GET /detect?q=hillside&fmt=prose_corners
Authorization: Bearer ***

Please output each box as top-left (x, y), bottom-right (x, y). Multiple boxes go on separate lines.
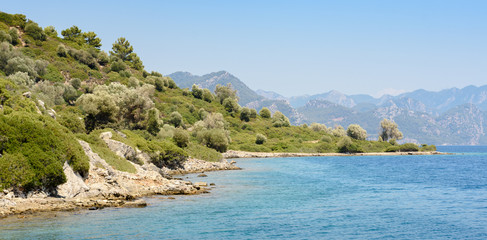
top-left (0, 11), bottom-right (423, 194)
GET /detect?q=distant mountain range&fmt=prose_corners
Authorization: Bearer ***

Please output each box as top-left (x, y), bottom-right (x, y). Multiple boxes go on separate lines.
top-left (169, 70), bottom-right (487, 145)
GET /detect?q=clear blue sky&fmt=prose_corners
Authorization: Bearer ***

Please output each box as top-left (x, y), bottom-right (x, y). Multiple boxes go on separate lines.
top-left (3, 0), bottom-right (487, 97)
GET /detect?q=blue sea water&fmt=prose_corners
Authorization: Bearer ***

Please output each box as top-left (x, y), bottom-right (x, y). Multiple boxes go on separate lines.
top-left (2, 146), bottom-right (487, 239)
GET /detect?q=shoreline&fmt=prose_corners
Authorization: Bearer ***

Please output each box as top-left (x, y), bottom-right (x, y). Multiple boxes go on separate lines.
top-left (223, 150), bottom-right (452, 159)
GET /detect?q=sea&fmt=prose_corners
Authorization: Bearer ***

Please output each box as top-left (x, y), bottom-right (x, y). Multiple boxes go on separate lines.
top-left (1, 146), bottom-right (487, 239)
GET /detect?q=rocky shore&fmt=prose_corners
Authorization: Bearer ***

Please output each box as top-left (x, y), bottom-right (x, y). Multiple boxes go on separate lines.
top-left (0, 132), bottom-right (240, 219)
top-left (223, 150), bottom-right (451, 159)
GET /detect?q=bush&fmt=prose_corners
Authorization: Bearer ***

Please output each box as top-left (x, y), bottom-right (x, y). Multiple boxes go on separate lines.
top-left (0, 30), bottom-right (12, 44)
top-left (347, 124), bottom-right (367, 140)
top-left (186, 143), bottom-right (222, 162)
top-left (168, 111), bottom-right (183, 127)
top-left (250, 108), bottom-right (257, 118)
top-left (25, 22), bottom-right (46, 41)
top-left (44, 26), bottom-right (57, 37)
top-left (337, 136), bottom-right (364, 153)
top-left (110, 60), bottom-right (127, 72)
top-left (321, 135), bottom-right (332, 143)
top-left (202, 88), bottom-right (213, 102)
top-left (420, 144), bottom-right (437, 152)
top-left (8, 28), bottom-right (19, 46)
top-left (0, 111), bottom-right (89, 192)
top-left (272, 111), bottom-right (290, 127)
top-left (57, 44), bottom-right (67, 57)
top-left (240, 107), bottom-right (251, 122)
top-left (192, 84), bottom-right (203, 99)
top-left (70, 78), bottom-right (81, 89)
top-left (150, 141), bottom-right (188, 169)
top-left (215, 83), bottom-right (238, 104)
top-left (173, 128), bottom-right (189, 148)
top-left (316, 142), bottom-right (335, 153)
top-left (310, 123), bottom-right (328, 132)
top-left (63, 85), bottom-right (80, 104)
top-left (332, 126), bottom-right (346, 137)
top-left (223, 97), bottom-right (240, 113)
top-left (198, 128), bottom-right (230, 152)
top-left (57, 110), bottom-right (86, 133)
top-left (97, 51), bottom-right (109, 66)
top-left (7, 71), bottom-right (33, 87)
top-left (255, 133), bottom-right (267, 145)
top-left (385, 143), bottom-right (419, 152)
top-left (146, 108), bottom-right (161, 135)
top-left (259, 107), bottom-right (271, 118)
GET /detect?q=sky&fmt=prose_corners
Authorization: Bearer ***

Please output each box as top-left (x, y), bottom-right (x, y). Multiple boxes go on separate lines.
top-left (3, 0), bottom-right (487, 97)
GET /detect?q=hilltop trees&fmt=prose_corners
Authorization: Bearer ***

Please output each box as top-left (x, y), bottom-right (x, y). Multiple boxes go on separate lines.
top-left (61, 26), bottom-right (102, 48)
top-left (379, 119), bottom-right (403, 142)
top-left (110, 37), bottom-right (143, 70)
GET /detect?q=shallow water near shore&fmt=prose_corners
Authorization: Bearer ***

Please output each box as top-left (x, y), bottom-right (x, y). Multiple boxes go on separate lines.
top-left (2, 146), bottom-right (487, 239)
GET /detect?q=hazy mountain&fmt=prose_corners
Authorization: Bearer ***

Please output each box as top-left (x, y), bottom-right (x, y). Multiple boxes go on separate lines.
top-left (169, 70), bottom-right (487, 145)
top-left (168, 71), bottom-right (264, 106)
top-left (255, 89), bottom-right (286, 100)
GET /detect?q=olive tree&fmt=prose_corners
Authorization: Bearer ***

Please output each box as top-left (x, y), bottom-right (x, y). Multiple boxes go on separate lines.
top-left (347, 124), bottom-right (367, 140)
top-left (379, 119), bottom-right (403, 141)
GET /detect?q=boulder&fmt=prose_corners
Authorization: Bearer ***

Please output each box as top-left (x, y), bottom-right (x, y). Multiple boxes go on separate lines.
top-left (100, 132), bottom-right (137, 162)
top-left (57, 162), bottom-right (89, 198)
top-left (194, 182), bottom-right (208, 187)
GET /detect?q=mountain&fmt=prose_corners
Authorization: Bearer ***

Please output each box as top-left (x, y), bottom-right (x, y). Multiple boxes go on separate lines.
top-left (255, 89), bottom-right (286, 100)
top-left (168, 71), bottom-right (264, 106)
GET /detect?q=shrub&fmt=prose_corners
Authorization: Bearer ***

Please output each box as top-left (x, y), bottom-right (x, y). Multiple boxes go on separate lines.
top-left (240, 107), bottom-right (251, 122)
top-left (8, 28), bottom-right (19, 45)
top-left (347, 124), bottom-right (367, 140)
top-left (61, 25), bottom-right (82, 42)
top-left (57, 110), bottom-right (86, 133)
top-left (62, 85), bottom-right (80, 104)
top-left (186, 143), bottom-right (222, 162)
top-left (44, 26), bottom-right (57, 37)
top-left (332, 126), bottom-right (346, 137)
top-left (173, 128), bottom-right (189, 148)
top-left (310, 123), bottom-right (328, 132)
top-left (97, 51), bottom-right (109, 66)
top-left (0, 30), bottom-right (12, 44)
top-left (0, 111), bottom-right (89, 192)
top-left (259, 107), bottom-right (271, 118)
top-left (192, 84), bottom-right (203, 99)
top-left (250, 108), bottom-right (257, 118)
top-left (25, 22), bottom-right (46, 41)
top-left (68, 48), bottom-right (97, 69)
top-left (154, 77), bottom-right (165, 92)
top-left (110, 60), bottom-right (127, 72)
top-left (272, 111), bottom-right (290, 127)
top-left (400, 143), bottom-right (419, 152)
top-left (150, 141), bottom-right (188, 169)
top-left (321, 135), bottom-right (332, 143)
top-left (316, 142), bottom-right (334, 153)
top-left (168, 111), bottom-right (183, 127)
top-left (199, 128), bottom-right (230, 152)
top-left (146, 108), bottom-right (161, 135)
top-left (202, 88), bottom-right (213, 102)
top-left (223, 97), bottom-right (240, 113)
top-left (70, 78), bottom-right (81, 89)
top-left (215, 83), bottom-right (238, 104)
top-left (7, 71), bottom-right (33, 87)
top-left (57, 44), bottom-right (67, 57)
top-left (255, 133), bottom-right (267, 144)
top-left (420, 144), bottom-right (437, 152)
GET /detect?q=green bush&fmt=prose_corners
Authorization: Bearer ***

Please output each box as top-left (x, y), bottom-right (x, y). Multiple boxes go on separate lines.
top-left (198, 128), bottom-right (230, 152)
top-left (25, 22), bottom-right (46, 41)
top-left (347, 124), bottom-right (367, 140)
top-left (186, 143), bottom-right (222, 162)
top-left (420, 144), bottom-right (437, 152)
top-left (223, 97), bottom-right (240, 113)
top-left (240, 107), bottom-right (251, 122)
top-left (150, 141), bottom-right (188, 169)
top-left (168, 111), bottom-right (183, 127)
top-left (202, 88), bottom-right (213, 102)
top-left (255, 133), bottom-right (267, 144)
top-left (173, 128), bottom-right (189, 148)
top-left (259, 107), bottom-right (271, 118)
top-left (57, 44), bottom-right (67, 57)
top-left (272, 111), bottom-right (290, 127)
top-left (192, 84), bottom-right (203, 99)
top-left (0, 111), bottom-right (89, 192)
top-left (57, 110), bottom-right (86, 133)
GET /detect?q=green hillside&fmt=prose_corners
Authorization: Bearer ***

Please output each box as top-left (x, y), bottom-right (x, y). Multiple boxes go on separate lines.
top-left (0, 12), bottom-right (434, 193)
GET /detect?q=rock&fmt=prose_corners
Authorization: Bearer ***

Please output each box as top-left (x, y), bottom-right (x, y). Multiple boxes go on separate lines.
top-left (123, 199), bottom-right (147, 208)
top-left (47, 109), bottom-right (56, 119)
top-left (210, 183), bottom-right (215, 186)
top-left (22, 92), bottom-right (31, 98)
top-left (57, 162), bottom-right (90, 198)
top-left (167, 197), bottom-right (176, 200)
top-left (99, 131), bottom-right (112, 140)
top-left (230, 160), bottom-right (236, 164)
top-left (37, 100), bottom-right (45, 110)
top-left (100, 132), bottom-right (137, 162)
top-left (197, 174), bottom-right (208, 177)
top-left (194, 182), bottom-right (207, 187)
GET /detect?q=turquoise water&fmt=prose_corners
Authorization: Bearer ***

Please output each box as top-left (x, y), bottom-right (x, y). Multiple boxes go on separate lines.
top-left (2, 146), bottom-right (487, 239)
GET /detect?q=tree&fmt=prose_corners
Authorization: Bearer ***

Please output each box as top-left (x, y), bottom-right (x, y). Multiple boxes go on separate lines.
top-left (259, 107), bottom-right (271, 118)
top-left (25, 22), bottom-right (46, 41)
top-left (61, 25), bottom-right (82, 42)
top-left (191, 84), bottom-right (203, 99)
top-left (215, 83), bottom-right (238, 104)
top-left (110, 37), bottom-right (133, 61)
top-left (240, 107), bottom-right (251, 122)
top-left (255, 133), bottom-right (267, 144)
top-left (347, 124), bottom-right (367, 140)
top-left (168, 111), bottom-right (183, 127)
top-left (332, 126), bottom-right (346, 137)
top-left (379, 119), bottom-right (403, 141)
top-left (173, 128), bottom-right (189, 148)
top-left (272, 111), bottom-right (290, 127)
top-left (83, 31), bottom-right (102, 48)
top-left (146, 108), bottom-right (161, 135)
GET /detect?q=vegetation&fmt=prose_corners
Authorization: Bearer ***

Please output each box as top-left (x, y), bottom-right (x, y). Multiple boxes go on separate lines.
top-left (0, 11), bottom-right (436, 193)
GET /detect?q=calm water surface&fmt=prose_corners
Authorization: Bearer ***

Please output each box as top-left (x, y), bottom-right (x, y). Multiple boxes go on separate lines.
top-left (1, 146), bottom-right (487, 239)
